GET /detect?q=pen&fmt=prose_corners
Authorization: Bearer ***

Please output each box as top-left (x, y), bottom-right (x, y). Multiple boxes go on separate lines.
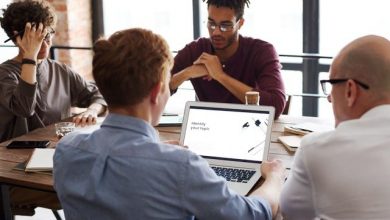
top-left (4, 30), bottom-right (24, 43)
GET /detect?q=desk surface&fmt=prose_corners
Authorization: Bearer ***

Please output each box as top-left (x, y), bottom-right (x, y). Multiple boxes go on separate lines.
top-left (0, 115), bottom-right (332, 193)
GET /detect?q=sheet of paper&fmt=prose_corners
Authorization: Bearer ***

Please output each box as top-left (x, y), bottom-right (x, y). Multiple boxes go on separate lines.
top-left (290, 122), bottom-right (333, 133)
top-left (278, 135), bottom-right (302, 148)
top-left (25, 148), bottom-right (55, 171)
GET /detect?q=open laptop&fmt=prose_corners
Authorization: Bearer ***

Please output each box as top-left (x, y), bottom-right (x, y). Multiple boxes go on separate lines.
top-left (179, 101), bottom-right (275, 195)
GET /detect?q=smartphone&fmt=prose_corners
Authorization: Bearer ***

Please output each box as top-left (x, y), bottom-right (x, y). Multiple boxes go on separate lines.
top-left (6, 140), bottom-right (50, 149)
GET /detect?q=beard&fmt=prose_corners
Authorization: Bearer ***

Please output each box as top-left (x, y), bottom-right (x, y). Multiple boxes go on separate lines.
top-left (211, 30), bottom-right (239, 51)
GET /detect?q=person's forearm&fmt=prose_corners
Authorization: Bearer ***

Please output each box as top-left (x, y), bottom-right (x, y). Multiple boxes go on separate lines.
top-left (249, 175), bottom-right (284, 217)
top-left (216, 73), bottom-right (253, 103)
top-left (20, 55), bottom-right (37, 85)
top-left (169, 68), bottom-right (191, 91)
top-left (87, 103), bottom-right (106, 116)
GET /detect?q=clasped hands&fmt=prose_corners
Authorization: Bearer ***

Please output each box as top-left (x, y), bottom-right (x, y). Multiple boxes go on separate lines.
top-left (190, 52), bottom-right (225, 81)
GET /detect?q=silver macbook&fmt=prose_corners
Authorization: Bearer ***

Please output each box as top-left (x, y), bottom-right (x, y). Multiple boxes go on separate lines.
top-left (179, 101), bottom-right (275, 195)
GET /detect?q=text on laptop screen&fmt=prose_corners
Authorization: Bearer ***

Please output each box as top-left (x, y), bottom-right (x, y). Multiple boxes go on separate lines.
top-left (183, 106), bottom-right (270, 162)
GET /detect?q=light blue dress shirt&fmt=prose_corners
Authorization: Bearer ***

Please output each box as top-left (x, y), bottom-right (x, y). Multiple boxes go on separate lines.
top-left (54, 113), bottom-right (272, 220)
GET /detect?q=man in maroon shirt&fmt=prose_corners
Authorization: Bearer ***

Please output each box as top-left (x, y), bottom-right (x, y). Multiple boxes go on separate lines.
top-left (170, 0), bottom-right (286, 118)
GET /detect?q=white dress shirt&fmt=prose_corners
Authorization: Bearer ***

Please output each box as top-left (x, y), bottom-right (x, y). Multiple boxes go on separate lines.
top-left (280, 105), bottom-right (390, 220)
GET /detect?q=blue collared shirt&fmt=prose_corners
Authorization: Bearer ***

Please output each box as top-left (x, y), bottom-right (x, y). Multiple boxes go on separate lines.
top-left (54, 113), bottom-right (272, 220)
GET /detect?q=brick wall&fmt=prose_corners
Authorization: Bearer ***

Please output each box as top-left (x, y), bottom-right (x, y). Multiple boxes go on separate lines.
top-left (48, 0), bottom-right (94, 80)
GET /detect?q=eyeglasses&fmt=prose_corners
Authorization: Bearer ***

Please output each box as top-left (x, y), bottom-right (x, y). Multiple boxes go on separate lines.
top-left (207, 21), bottom-right (239, 32)
top-left (320, 78), bottom-right (370, 95)
top-left (43, 28), bottom-right (56, 43)
top-left (3, 27), bottom-right (55, 43)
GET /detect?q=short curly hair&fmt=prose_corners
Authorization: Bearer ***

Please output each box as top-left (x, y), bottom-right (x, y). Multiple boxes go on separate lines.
top-left (0, 0), bottom-right (57, 39)
top-left (93, 28), bottom-right (173, 107)
top-left (203, 0), bottom-right (250, 20)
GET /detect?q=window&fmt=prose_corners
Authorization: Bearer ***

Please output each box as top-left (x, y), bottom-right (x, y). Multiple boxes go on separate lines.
top-left (0, 0), bottom-right (11, 41)
top-left (103, 1), bottom-right (196, 114)
top-left (0, 0), bottom-right (18, 63)
top-left (199, 0), bottom-right (302, 54)
top-left (103, 0), bottom-right (194, 52)
top-left (320, 0), bottom-right (390, 55)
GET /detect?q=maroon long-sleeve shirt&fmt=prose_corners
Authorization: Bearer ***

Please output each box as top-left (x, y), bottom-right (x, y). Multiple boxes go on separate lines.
top-left (172, 35), bottom-right (286, 118)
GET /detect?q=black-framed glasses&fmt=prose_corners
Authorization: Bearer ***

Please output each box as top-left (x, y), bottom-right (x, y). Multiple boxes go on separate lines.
top-left (3, 27), bottom-right (56, 43)
top-left (43, 28), bottom-right (56, 43)
top-left (207, 20), bottom-right (239, 32)
top-left (320, 79), bottom-right (370, 95)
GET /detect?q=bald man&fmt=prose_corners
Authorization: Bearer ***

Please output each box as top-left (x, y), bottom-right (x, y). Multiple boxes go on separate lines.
top-left (280, 35), bottom-right (390, 219)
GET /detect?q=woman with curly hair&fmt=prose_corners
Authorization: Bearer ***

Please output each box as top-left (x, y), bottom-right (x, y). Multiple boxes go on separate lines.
top-left (0, 0), bottom-right (107, 142)
top-left (0, 0), bottom-right (107, 216)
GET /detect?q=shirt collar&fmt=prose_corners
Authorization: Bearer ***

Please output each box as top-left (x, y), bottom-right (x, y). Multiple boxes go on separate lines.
top-left (360, 104), bottom-right (390, 119)
top-left (101, 113), bottom-right (159, 141)
top-left (337, 104), bottom-right (390, 128)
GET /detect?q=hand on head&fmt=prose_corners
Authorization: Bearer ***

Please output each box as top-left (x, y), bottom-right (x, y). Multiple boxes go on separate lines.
top-left (15, 22), bottom-right (48, 60)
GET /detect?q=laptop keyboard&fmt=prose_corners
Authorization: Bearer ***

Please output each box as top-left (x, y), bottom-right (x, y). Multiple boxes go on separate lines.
top-left (211, 166), bottom-right (255, 183)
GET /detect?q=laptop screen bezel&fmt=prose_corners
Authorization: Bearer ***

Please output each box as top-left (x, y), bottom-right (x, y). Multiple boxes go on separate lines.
top-left (179, 101), bottom-right (275, 163)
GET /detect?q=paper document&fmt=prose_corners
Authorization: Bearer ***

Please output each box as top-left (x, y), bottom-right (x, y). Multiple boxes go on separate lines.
top-left (278, 135), bottom-right (302, 152)
top-left (157, 115), bottom-right (183, 127)
top-left (25, 148), bottom-right (55, 172)
top-left (285, 122), bottom-right (333, 135)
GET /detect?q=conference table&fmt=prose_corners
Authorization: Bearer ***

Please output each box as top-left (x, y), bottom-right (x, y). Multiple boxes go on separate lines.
top-left (0, 115), bottom-right (333, 219)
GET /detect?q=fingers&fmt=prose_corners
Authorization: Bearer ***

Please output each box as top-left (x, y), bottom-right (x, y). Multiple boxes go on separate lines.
top-left (23, 22), bottom-right (46, 41)
top-left (81, 114), bottom-right (96, 126)
top-left (261, 159), bottom-right (285, 178)
top-left (193, 52), bottom-right (212, 65)
top-left (25, 22), bottom-right (32, 34)
top-left (163, 140), bottom-right (180, 145)
top-left (37, 23), bottom-right (45, 36)
top-left (265, 159), bottom-right (284, 168)
top-left (31, 23), bottom-right (36, 32)
top-left (193, 56), bottom-right (202, 65)
top-left (73, 114), bottom-right (97, 127)
top-left (202, 76), bottom-right (213, 81)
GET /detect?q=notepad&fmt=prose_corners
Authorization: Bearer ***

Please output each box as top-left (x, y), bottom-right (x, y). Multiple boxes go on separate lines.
top-left (278, 135), bottom-right (302, 152)
top-left (284, 122), bottom-right (333, 135)
top-left (25, 148), bottom-right (55, 172)
top-left (156, 115), bottom-right (183, 127)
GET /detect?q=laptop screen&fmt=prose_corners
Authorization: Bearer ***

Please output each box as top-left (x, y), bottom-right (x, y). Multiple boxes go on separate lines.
top-left (180, 102), bottom-right (275, 163)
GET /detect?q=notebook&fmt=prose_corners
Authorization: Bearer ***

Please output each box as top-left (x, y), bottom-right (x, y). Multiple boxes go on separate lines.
top-left (180, 101), bottom-right (275, 195)
top-left (278, 135), bottom-right (302, 152)
top-left (157, 114), bottom-right (183, 127)
top-left (25, 148), bottom-right (55, 172)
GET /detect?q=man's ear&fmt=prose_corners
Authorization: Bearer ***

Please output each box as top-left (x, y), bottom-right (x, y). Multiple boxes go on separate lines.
top-left (238, 18), bottom-right (245, 29)
top-left (150, 82), bottom-right (162, 104)
top-left (345, 79), bottom-right (358, 107)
